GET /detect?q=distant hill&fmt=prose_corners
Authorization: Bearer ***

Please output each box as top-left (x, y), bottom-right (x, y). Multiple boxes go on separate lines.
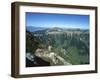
top-left (33, 27), bottom-right (89, 35)
top-left (26, 26), bottom-right (46, 32)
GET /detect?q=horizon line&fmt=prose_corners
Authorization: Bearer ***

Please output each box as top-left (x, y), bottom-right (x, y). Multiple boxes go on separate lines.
top-left (26, 26), bottom-right (89, 30)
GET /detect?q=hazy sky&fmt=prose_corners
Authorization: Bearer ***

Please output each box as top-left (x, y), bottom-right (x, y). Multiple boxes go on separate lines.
top-left (26, 12), bottom-right (89, 29)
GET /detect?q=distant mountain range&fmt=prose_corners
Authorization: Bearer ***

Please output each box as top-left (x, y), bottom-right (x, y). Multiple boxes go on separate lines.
top-left (26, 26), bottom-right (89, 33)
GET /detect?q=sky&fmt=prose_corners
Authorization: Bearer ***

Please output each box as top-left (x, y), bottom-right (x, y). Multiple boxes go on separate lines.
top-left (26, 12), bottom-right (89, 29)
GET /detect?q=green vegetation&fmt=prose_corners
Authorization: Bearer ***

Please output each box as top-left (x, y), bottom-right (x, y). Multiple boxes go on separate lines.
top-left (26, 30), bottom-right (40, 54)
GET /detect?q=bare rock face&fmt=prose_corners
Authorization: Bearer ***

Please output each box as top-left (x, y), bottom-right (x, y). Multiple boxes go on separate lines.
top-left (35, 49), bottom-right (72, 66)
